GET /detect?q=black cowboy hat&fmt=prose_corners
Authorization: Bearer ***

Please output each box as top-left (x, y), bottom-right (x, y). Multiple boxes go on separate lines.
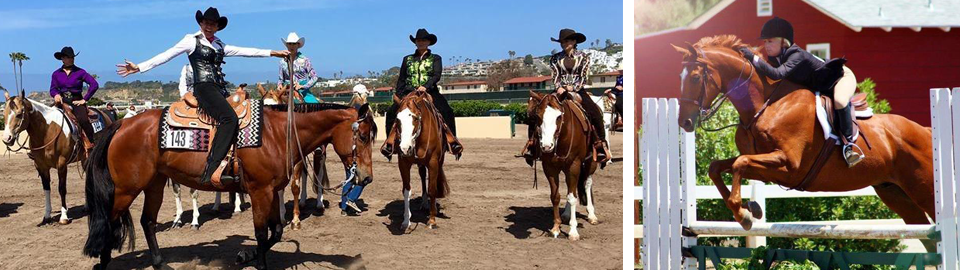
top-left (53, 47), bottom-right (79, 60)
top-left (551, 28), bottom-right (586, 43)
top-left (409, 29), bottom-right (437, 45)
top-left (195, 7), bottom-right (228, 31)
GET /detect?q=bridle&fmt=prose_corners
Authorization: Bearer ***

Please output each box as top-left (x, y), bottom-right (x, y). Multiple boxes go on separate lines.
top-left (3, 98), bottom-right (66, 153)
top-left (532, 93), bottom-right (565, 155)
top-left (395, 96), bottom-right (434, 159)
top-left (679, 46), bottom-right (753, 131)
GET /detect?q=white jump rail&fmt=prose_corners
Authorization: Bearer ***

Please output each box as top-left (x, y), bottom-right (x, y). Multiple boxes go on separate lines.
top-left (637, 91), bottom-right (960, 270)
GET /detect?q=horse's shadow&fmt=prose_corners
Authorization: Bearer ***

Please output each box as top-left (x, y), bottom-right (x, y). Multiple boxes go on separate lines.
top-left (0, 202), bottom-right (23, 218)
top-left (504, 206), bottom-right (588, 239)
top-left (281, 198), bottom-right (329, 221)
top-left (109, 234), bottom-right (365, 269)
top-left (375, 197), bottom-right (448, 235)
top-left (65, 205), bottom-right (88, 220)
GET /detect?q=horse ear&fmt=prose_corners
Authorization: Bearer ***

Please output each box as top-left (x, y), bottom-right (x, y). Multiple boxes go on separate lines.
top-left (529, 90), bottom-right (544, 100)
top-left (671, 43), bottom-right (692, 59)
top-left (357, 103), bottom-right (370, 118)
top-left (19, 89), bottom-right (25, 99)
top-left (256, 83), bottom-right (266, 97)
top-left (684, 42), bottom-right (698, 59)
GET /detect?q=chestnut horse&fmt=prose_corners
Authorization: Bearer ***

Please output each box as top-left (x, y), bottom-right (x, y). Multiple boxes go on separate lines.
top-left (81, 102), bottom-right (376, 269)
top-left (1, 89), bottom-right (112, 225)
top-left (672, 35), bottom-right (935, 246)
top-left (390, 91), bottom-right (453, 231)
top-left (527, 91), bottom-right (599, 241)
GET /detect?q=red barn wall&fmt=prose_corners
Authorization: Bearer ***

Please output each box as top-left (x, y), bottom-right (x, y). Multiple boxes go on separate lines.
top-left (636, 0), bottom-right (960, 127)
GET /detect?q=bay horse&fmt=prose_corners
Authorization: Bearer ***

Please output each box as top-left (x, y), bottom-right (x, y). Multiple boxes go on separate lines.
top-left (672, 35), bottom-right (935, 246)
top-left (81, 102), bottom-right (376, 269)
top-left (390, 91), bottom-right (453, 232)
top-left (527, 91), bottom-right (599, 241)
top-left (1, 89), bottom-right (113, 225)
top-left (258, 82), bottom-right (334, 230)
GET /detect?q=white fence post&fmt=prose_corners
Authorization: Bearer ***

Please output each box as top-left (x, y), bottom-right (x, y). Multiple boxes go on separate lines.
top-left (746, 180), bottom-right (767, 248)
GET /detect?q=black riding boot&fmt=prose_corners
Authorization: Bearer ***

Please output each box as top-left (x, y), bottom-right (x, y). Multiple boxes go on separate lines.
top-left (834, 105), bottom-right (863, 167)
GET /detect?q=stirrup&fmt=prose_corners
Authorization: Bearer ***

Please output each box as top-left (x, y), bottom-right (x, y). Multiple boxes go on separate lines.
top-left (380, 141), bottom-right (395, 160)
top-left (842, 143), bottom-right (865, 168)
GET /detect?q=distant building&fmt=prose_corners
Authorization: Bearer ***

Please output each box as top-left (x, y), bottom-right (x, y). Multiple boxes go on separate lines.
top-left (440, 81), bottom-right (488, 94)
top-left (503, 76), bottom-right (552, 91)
top-left (373, 87), bottom-right (393, 97)
top-left (590, 70), bottom-right (622, 88)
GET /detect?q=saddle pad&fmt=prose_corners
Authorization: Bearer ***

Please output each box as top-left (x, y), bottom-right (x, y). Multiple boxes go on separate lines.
top-left (814, 91), bottom-right (871, 144)
top-left (62, 109), bottom-right (105, 138)
top-left (158, 101), bottom-right (264, 151)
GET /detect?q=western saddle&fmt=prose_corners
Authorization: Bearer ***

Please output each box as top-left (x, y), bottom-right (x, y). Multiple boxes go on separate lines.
top-left (167, 90), bottom-right (255, 130)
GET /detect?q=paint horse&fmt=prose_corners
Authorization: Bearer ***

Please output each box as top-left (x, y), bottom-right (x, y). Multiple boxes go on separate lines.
top-left (387, 91), bottom-right (460, 232)
top-left (527, 90), bottom-right (600, 240)
top-left (2, 89), bottom-right (112, 225)
top-left (673, 36), bottom-right (935, 251)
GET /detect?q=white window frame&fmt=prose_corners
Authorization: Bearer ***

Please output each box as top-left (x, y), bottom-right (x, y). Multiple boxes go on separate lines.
top-left (807, 43), bottom-right (831, 60)
top-left (757, 0), bottom-right (773, 17)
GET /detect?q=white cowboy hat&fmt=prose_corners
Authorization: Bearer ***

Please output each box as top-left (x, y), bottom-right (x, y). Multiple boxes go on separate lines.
top-left (352, 84), bottom-right (369, 95)
top-left (281, 32), bottom-right (304, 48)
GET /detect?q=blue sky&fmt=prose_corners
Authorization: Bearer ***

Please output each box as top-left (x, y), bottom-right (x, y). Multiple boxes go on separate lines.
top-left (0, 0), bottom-right (622, 94)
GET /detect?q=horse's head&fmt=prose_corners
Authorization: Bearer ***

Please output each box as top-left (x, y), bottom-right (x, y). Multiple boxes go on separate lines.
top-left (258, 83), bottom-right (303, 105)
top-left (528, 91), bottom-right (564, 153)
top-left (350, 103), bottom-right (376, 185)
top-left (1, 89), bottom-right (32, 146)
top-left (394, 91), bottom-right (433, 157)
top-left (672, 35), bottom-right (756, 132)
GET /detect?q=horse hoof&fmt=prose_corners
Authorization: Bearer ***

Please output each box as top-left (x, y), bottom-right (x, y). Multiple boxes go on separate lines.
top-left (37, 217), bottom-right (51, 227)
top-left (551, 229), bottom-right (561, 238)
top-left (292, 223), bottom-right (301, 231)
top-left (569, 234), bottom-right (581, 241)
top-left (747, 201), bottom-right (764, 220)
top-left (739, 216), bottom-right (754, 231)
top-left (191, 224), bottom-right (200, 230)
top-left (428, 223), bottom-right (437, 229)
top-left (59, 219), bottom-right (71, 225)
top-left (588, 218), bottom-right (600, 225)
top-left (236, 250), bottom-right (256, 264)
top-left (172, 221), bottom-right (183, 228)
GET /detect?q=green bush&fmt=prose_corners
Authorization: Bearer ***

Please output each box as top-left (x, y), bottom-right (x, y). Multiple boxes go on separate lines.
top-left (450, 100), bottom-right (503, 117)
top-left (503, 103), bottom-right (528, 124)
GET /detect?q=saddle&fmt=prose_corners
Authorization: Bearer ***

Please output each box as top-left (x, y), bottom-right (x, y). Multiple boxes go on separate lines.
top-left (167, 91), bottom-right (255, 130)
top-left (560, 93), bottom-right (595, 135)
top-left (797, 92), bottom-right (873, 191)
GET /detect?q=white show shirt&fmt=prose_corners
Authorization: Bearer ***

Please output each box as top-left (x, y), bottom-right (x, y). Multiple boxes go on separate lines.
top-left (178, 64), bottom-right (193, 97)
top-left (137, 30), bottom-right (272, 74)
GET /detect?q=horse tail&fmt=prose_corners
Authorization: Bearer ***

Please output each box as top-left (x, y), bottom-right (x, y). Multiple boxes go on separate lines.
top-left (435, 168), bottom-right (450, 199)
top-left (82, 121), bottom-right (134, 258)
top-left (577, 163), bottom-right (589, 206)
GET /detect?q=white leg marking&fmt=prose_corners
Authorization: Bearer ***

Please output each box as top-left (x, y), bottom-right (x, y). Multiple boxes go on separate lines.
top-left (585, 176), bottom-right (598, 224)
top-left (402, 189), bottom-right (412, 230)
top-left (567, 193), bottom-right (579, 240)
top-left (191, 189), bottom-right (200, 226)
top-left (43, 190), bottom-right (52, 219)
top-left (234, 193), bottom-right (243, 213)
top-left (60, 206), bottom-right (69, 221)
top-left (173, 184), bottom-right (184, 224)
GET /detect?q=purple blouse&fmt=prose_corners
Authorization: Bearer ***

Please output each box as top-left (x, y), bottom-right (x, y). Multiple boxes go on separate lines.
top-left (50, 66), bottom-right (99, 100)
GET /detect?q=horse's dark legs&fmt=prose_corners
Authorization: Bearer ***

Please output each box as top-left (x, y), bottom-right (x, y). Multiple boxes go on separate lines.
top-left (245, 186), bottom-right (276, 270)
top-left (36, 166), bottom-right (53, 225)
top-left (426, 160), bottom-right (439, 229)
top-left (543, 163), bottom-right (562, 238)
top-left (56, 166), bottom-right (70, 224)
top-left (418, 165), bottom-right (430, 210)
top-left (140, 177), bottom-right (166, 267)
top-left (873, 183), bottom-right (937, 252)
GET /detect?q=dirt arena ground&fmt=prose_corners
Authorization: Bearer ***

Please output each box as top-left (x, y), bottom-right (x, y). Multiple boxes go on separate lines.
top-left (0, 125), bottom-right (623, 269)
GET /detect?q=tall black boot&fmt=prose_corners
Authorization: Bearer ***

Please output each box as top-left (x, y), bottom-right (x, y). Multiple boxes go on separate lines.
top-left (834, 105), bottom-right (863, 167)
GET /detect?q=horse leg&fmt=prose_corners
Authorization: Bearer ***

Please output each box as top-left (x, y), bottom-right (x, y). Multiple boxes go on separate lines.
top-left (564, 164), bottom-right (581, 241)
top-left (290, 162), bottom-right (303, 230)
top-left (419, 165), bottom-right (430, 211)
top-left (427, 160), bottom-right (440, 229)
top-left (873, 183), bottom-right (937, 252)
top-left (400, 159), bottom-right (414, 233)
top-left (719, 152), bottom-right (791, 230)
top-left (299, 160), bottom-right (309, 207)
top-left (56, 166), bottom-right (71, 225)
top-left (582, 165), bottom-right (599, 225)
top-left (37, 166), bottom-right (53, 225)
top-left (170, 180), bottom-right (184, 228)
top-left (190, 188), bottom-right (200, 229)
top-left (140, 177), bottom-right (167, 268)
top-left (277, 190), bottom-right (287, 225)
top-left (544, 164), bottom-right (563, 238)
top-left (314, 148), bottom-right (326, 209)
top-left (242, 187), bottom-right (276, 270)
top-left (213, 191), bottom-right (222, 211)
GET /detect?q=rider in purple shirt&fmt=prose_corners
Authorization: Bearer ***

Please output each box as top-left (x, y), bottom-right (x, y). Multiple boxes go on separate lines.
top-left (49, 46), bottom-right (99, 149)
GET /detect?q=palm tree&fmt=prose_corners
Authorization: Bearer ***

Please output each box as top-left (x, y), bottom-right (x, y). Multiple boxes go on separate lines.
top-left (9, 52), bottom-right (29, 94)
top-left (508, 51), bottom-right (516, 59)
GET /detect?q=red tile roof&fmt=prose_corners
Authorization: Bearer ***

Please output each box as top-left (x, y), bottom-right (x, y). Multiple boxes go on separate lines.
top-left (374, 87), bottom-right (393, 92)
top-left (596, 70), bottom-right (623, 76)
top-left (504, 76), bottom-right (551, 84)
top-left (443, 80), bottom-right (487, 86)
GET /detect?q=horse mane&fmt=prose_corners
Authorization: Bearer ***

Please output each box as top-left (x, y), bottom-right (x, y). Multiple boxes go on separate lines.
top-left (264, 103), bottom-right (350, 113)
top-left (694, 35), bottom-right (750, 52)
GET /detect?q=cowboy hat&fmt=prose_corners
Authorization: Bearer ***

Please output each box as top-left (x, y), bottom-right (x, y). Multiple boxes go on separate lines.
top-left (409, 28), bottom-right (437, 45)
top-left (281, 32), bottom-right (305, 48)
top-left (54, 47), bottom-right (79, 60)
top-left (195, 7), bottom-right (228, 31)
top-left (550, 28), bottom-right (586, 43)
